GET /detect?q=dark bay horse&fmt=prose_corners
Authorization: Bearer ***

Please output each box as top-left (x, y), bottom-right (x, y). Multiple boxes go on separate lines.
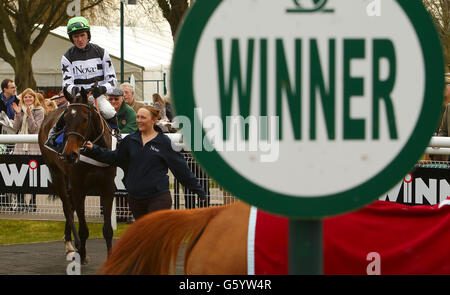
top-left (38, 88), bottom-right (116, 264)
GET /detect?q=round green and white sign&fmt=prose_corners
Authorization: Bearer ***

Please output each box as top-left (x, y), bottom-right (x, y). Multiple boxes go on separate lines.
top-left (171, 0), bottom-right (444, 218)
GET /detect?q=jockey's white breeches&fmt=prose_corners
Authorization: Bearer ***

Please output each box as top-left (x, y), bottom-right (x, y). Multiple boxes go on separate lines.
top-left (88, 94), bottom-right (116, 119)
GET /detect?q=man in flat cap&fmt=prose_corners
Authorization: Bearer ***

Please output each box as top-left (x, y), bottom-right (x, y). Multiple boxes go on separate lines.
top-left (107, 87), bottom-right (138, 134)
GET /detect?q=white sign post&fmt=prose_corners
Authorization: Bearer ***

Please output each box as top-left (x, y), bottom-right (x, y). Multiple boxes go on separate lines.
top-left (172, 0), bottom-right (445, 274)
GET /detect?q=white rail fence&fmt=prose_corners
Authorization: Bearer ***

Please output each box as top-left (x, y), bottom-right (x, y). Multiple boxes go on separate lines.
top-left (1, 134), bottom-right (449, 221)
top-left (426, 137), bottom-right (450, 155)
top-left (0, 133), bottom-right (236, 222)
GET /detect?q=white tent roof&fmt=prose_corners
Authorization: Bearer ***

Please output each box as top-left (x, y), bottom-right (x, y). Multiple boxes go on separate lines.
top-left (51, 25), bottom-right (174, 70)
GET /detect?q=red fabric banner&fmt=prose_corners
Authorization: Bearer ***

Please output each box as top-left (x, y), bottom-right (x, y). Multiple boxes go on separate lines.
top-left (252, 200), bottom-right (450, 274)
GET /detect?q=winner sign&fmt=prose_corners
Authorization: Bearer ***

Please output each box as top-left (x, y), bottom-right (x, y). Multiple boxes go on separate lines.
top-left (171, 0), bottom-right (444, 218)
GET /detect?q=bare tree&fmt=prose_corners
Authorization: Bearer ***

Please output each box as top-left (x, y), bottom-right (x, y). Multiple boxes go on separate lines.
top-left (156, 0), bottom-right (193, 41)
top-left (84, 0), bottom-right (121, 26)
top-left (85, 0), bottom-right (166, 31)
top-left (423, 0), bottom-right (450, 71)
top-left (87, 0), bottom-right (192, 40)
top-left (0, 0), bottom-right (104, 92)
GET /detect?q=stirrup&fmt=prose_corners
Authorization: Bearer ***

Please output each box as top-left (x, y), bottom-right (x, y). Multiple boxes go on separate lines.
top-left (45, 113), bottom-right (66, 153)
top-left (44, 141), bottom-right (63, 155)
top-left (44, 129), bottom-right (64, 155)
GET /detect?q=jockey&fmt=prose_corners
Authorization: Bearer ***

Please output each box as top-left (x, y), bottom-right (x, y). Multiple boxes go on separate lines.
top-left (45, 16), bottom-right (119, 153)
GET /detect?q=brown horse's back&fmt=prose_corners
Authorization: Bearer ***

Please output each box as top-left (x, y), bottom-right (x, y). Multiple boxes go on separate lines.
top-left (98, 202), bottom-right (250, 275)
top-left (186, 201), bottom-right (250, 274)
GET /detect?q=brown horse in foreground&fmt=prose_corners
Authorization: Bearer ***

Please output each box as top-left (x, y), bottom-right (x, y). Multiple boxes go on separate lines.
top-left (99, 199), bottom-right (450, 275)
top-left (38, 88), bottom-right (116, 264)
top-left (98, 202), bottom-right (249, 274)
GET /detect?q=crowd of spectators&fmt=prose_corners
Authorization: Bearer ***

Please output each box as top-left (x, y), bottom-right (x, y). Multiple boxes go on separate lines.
top-left (0, 77), bottom-right (174, 214)
top-left (0, 15), bottom-right (203, 221)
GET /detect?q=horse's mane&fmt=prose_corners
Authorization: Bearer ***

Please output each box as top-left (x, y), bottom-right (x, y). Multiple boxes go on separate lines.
top-left (98, 205), bottom-right (226, 274)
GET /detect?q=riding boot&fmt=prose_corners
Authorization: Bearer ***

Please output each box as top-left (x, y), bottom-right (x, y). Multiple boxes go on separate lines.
top-left (44, 114), bottom-right (65, 154)
top-left (106, 114), bottom-right (121, 140)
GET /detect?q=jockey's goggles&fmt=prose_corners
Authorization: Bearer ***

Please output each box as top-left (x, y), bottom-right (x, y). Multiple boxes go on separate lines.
top-left (67, 22), bottom-right (89, 34)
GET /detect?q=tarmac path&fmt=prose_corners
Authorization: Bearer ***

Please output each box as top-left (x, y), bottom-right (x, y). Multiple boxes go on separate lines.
top-left (0, 238), bottom-right (185, 275)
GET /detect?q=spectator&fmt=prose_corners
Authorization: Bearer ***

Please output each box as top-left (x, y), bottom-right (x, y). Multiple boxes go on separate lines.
top-left (152, 93), bottom-right (175, 133)
top-left (35, 92), bottom-right (50, 115)
top-left (164, 96), bottom-right (174, 122)
top-left (120, 82), bottom-right (144, 114)
top-left (12, 88), bottom-right (44, 212)
top-left (44, 99), bottom-right (58, 114)
top-left (54, 91), bottom-right (69, 109)
top-left (0, 78), bottom-right (19, 121)
top-left (437, 77), bottom-right (450, 132)
top-left (107, 88), bottom-right (138, 134)
top-left (436, 77), bottom-right (450, 160)
top-left (84, 106), bottom-right (206, 220)
top-left (152, 93), bottom-right (169, 121)
top-left (12, 88), bottom-right (45, 153)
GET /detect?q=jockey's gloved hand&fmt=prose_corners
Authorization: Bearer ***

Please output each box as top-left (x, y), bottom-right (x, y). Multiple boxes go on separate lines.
top-left (92, 85), bottom-right (107, 98)
top-left (71, 86), bottom-right (80, 98)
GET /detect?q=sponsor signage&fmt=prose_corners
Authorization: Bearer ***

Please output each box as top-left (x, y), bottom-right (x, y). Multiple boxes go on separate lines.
top-left (0, 155), bottom-right (126, 195)
top-left (382, 166), bottom-right (450, 206)
top-left (1, 155), bottom-right (449, 207)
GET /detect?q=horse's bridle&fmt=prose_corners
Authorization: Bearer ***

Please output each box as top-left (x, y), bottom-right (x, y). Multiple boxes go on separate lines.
top-left (64, 102), bottom-right (105, 149)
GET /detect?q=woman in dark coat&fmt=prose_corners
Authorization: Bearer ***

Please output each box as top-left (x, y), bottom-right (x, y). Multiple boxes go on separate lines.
top-left (84, 106), bottom-right (206, 219)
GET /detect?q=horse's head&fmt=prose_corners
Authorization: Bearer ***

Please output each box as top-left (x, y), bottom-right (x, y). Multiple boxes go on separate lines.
top-left (61, 87), bottom-right (92, 164)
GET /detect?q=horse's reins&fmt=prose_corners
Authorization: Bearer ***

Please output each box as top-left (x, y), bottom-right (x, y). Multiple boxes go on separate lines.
top-left (94, 92), bottom-right (106, 135)
top-left (64, 90), bottom-right (107, 149)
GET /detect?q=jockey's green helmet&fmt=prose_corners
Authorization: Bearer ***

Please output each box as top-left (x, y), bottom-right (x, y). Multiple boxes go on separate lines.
top-left (67, 16), bottom-right (91, 43)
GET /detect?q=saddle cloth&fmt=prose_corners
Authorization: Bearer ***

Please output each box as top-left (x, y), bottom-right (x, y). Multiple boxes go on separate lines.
top-left (248, 200), bottom-right (450, 274)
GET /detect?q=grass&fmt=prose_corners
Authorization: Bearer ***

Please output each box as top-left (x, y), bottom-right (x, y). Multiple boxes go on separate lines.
top-left (0, 219), bottom-right (131, 246)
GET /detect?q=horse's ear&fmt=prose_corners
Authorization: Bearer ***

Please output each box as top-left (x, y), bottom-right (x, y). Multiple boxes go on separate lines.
top-left (79, 87), bottom-right (88, 103)
top-left (63, 87), bottom-right (73, 103)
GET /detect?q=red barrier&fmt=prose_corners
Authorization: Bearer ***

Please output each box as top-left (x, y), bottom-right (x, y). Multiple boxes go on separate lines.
top-left (251, 200), bottom-right (450, 274)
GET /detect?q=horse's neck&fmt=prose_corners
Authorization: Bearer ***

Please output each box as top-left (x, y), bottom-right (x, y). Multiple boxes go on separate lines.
top-left (89, 108), bottom-right (112, 149)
